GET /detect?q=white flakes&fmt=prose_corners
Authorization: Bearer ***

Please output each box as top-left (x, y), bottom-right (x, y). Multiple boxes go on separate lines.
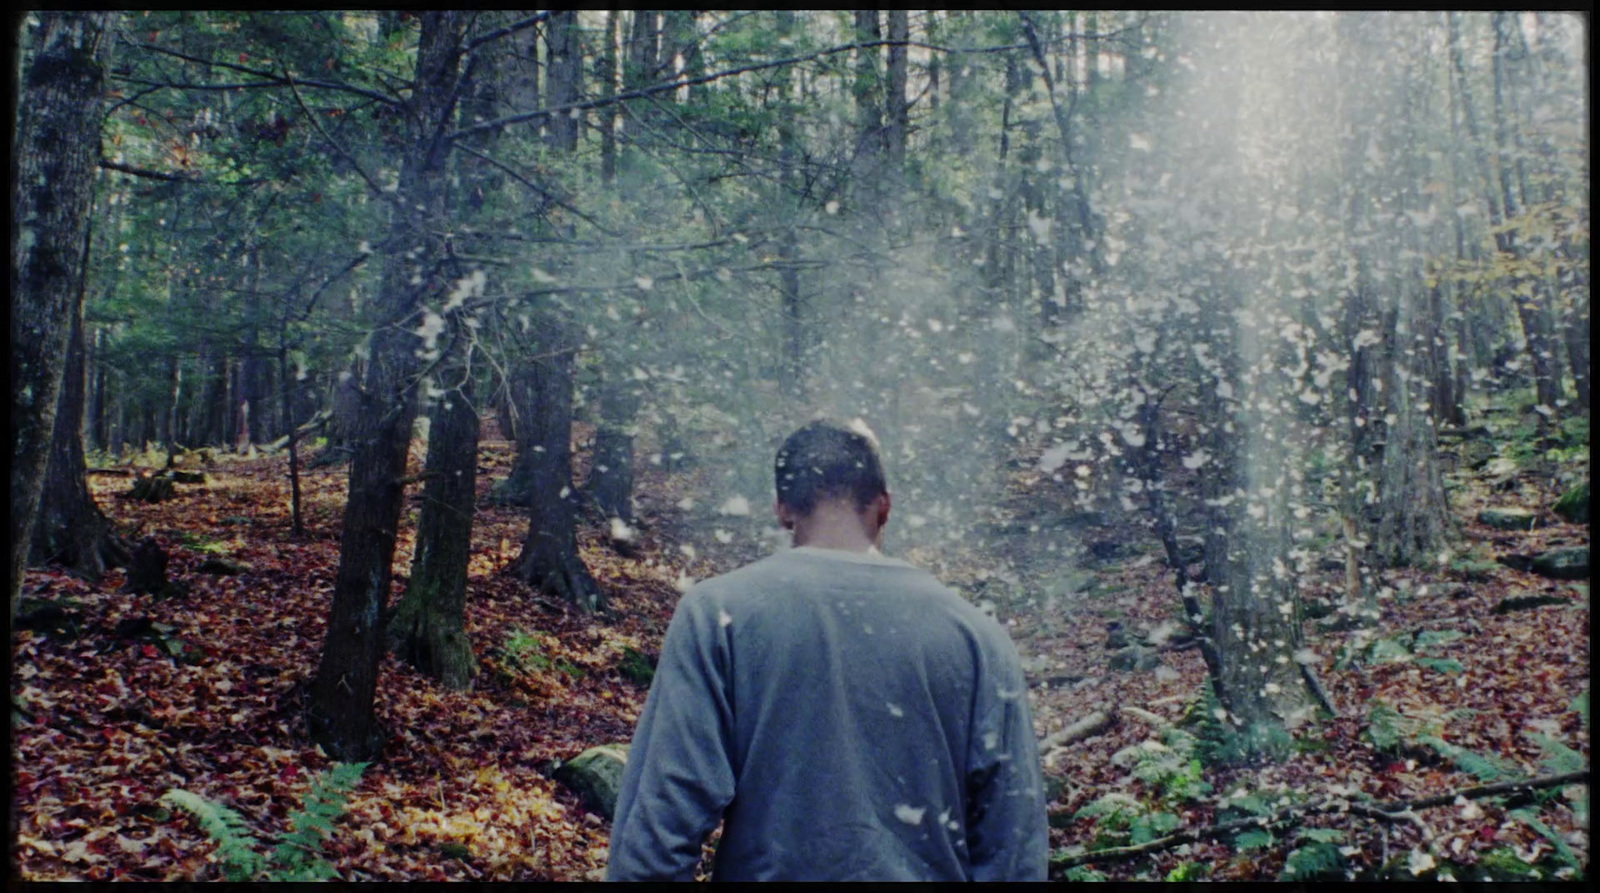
top-left (717, 495), bottom-right (751, 517)
top-left (678, 543), bottom-right (697, 560)
top-left (893, 804), bottom-right (925, 825)
top-left (718, 609), bottom-right (733, 628)
top-left (887, 702), bottom-right (904, 718)
top-left (1129, 133), bottom-right (1151, 151)
top-left (676, 497), bottom-right (695, 511)
top-left (609, 517), bottom-right (635, 542)
top-left (713, 529), bottom-right (734, 544)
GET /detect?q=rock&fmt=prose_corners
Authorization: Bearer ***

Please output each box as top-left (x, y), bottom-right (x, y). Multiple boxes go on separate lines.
top-left (127, 475), bottom-right (177, 503)
top-left (1493, 593), bottom-right (1571, 614)
top-left (1456, 440), bottom-right (1496, 471)
top-left (16, 598), bottom-right (84, 637)
top-left (1109, 645), bottom-right (1161, 673)
top-left (1530, 547), bottom-right (1589, 581)
top-left (1552, 481), bottom-right (1589, 524)
top-left (125, 538), bottom-right (169, 594)
top-left (554, 744), bottom-right (630, 821)
top-left (171, 470), bottom-right (208, 484)
top-left (1477, 507), bottom-right (1542, 531)
top-left (1104, 621), bottom-right (1130, 650)
top-left (197, 555), bottom-right (251, 575)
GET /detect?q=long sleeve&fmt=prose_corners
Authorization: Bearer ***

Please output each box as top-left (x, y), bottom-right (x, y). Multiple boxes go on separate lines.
top-left (965, 636), bottom-right (1049, 881)
top-left (605, 591), bottom-right (737, 881)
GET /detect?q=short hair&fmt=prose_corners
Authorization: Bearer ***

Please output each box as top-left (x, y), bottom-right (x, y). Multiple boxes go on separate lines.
top-left (774, 418), bottom-right (887, 516)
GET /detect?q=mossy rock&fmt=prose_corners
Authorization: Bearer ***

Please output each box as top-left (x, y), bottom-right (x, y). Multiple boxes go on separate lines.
top-left (127, 475), bottom-right (177, 503)
top-left (1530, 547), bottom-right (1589, 581)
top-left (1477, 507), bottom-right (1542, 531)
top-left (618, 647), bottom-right (655, 687)
top-left (1552, 480), bottom-right (1589, 524)
top-left (1108, 645), bottom-right (1161, 673)
top-left (197, 555), bottom-right (251, 575)
top-left (553, 744), bottom-right (630, 821)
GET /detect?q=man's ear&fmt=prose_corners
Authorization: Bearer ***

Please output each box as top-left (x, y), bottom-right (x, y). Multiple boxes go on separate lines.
top-left (774, 499), bottom-right (795, 530)
top-left (873, 492), bottom-right (891, 527)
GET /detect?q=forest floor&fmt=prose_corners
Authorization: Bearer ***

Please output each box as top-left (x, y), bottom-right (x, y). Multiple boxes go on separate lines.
top-left (10, 421), bottom-right (1590, 881)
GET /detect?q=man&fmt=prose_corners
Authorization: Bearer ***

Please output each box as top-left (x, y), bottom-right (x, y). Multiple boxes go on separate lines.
top-left (607, 419), bottom-right (1047, 881)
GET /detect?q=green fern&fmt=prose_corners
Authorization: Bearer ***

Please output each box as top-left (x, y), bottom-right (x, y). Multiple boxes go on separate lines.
top-left (1529, 733), bottom-right (1584, 776)
top-left (1280, 840), bottom-right (1345, 881)
top-left (1418, 735), bottom-right (1520, 783)
top-left (1060, 865), bottom-right (1108, 882)
top-left (160, 790), bottom-right (268, 882)
top-left (163, 761), bottom-right (368, 881)
top-left (1365, 700), bottom-right (1408, 753)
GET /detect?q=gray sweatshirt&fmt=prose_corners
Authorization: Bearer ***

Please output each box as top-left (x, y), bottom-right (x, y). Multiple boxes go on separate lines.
top-left (606, 546), bottom-right (1048, 881)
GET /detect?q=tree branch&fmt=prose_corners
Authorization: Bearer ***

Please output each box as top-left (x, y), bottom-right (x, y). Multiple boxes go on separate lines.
top-left (127, 40), bottom-right (399, 106)
top-left (99, 159), bottom-right (198, 182)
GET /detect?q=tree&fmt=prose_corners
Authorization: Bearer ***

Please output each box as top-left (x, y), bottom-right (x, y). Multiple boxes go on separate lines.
top-left (11, 11), bottom-right (117, 622)
top-left (30, 291), bottom-right (131, 579)
top-left (387, 313), bottom-right (481, 690)
top-left (308, 11), bottom-right (471, 761)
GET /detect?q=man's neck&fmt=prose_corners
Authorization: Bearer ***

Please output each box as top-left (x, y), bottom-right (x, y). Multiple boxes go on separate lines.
top-left (789, 502), bottom-right (877, 553)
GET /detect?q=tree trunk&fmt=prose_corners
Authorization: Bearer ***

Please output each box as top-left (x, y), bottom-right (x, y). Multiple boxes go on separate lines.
top-left (31, 296), bottom-right (131, 579)
top-left (388, 354), bottom-right (479, 690)
top-left (307, 11), bottom-right (468, 762)
top-left (11, 10), bottom-right (115, 622)
top-left (1490, 12), bottom-right (1565, 414)
top-left (588, 373), bottom-right (640, 521)
top-left (545, 11), bottom-right (582, 152)
top-left (885, 10), bottom-right (910, 176)
top-left (514, 311), bottom-right (603, 612)
top-left (598, 9), bottom-right (620, 183)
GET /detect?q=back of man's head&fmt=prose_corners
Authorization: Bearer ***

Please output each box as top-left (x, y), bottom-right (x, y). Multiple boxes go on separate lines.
top-left (774, 418), bottom-right (887, 516)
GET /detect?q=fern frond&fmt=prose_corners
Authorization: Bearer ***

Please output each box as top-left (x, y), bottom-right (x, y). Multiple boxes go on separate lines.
top-left (1529, 733), bottom-right (1585, 776)
top-left (1419, 735), bottom-right (1522, 783)
top-left (161, 789), bottom-right (266, 881)
top-left (275, 762), bottom-right (368, 876)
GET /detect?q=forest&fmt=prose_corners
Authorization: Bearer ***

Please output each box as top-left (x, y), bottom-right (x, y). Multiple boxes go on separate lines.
top-left (9, 10), bottom-right (1589, 882)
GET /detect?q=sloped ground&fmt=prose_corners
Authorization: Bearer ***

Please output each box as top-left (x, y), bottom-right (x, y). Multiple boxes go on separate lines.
top-left (10, 427), bottom-right (1589, 881)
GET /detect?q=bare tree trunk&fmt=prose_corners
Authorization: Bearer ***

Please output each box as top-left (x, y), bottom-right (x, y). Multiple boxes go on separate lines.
top-left (388, 343), bottom-right (479, 690)
top-left (545, 10), bottom-right (582, 152)
top-left (11, 10), bottom-right (115, 622)
top-left (308, 11), bottom-right (469, 761)
top-left (514, 312), bottom-right (603, 612)
top-left (588, 374), bottom-right (639, 521)
top-left (885, 10), bottom-right (910, 176)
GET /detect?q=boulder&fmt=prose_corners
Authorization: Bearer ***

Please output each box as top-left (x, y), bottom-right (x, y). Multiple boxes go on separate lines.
top-left (1477, 507), bottom-right (1541, 531)
top-left (1552, 481), bottom-right (1589, 524)
top-left (1530, 547), bottom-right (1589, 581)
top-left (1109, 645), bottom-right (1161, 673)
top-left (554, 744), bottom-right (630, 821)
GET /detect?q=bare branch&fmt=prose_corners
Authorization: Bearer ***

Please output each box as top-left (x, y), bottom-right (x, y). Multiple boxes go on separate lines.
top-left (1052, 770), bottom-right (1590, 871)
top-left (127, 40), bottom-right (400, 107)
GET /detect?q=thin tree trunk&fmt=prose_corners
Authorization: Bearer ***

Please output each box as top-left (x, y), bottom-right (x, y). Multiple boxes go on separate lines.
top-left (11, 10), bottom-right (115, 621)
top-left (308, 11), bottom-right (469, 761)
top-left (514, 313), bottom-right (603, 612)
top-left (279, 338), bottom-right (305, 536)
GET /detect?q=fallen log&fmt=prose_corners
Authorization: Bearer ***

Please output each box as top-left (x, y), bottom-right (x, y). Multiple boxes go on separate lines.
top-left (1051, 769), bottom-right (1589, 870)
top-left (1039, 709), bottom-right (1117, 751)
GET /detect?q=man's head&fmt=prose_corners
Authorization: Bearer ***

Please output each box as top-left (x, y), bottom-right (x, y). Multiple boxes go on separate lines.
top-left (773, 418), bottom-right (890, 550)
